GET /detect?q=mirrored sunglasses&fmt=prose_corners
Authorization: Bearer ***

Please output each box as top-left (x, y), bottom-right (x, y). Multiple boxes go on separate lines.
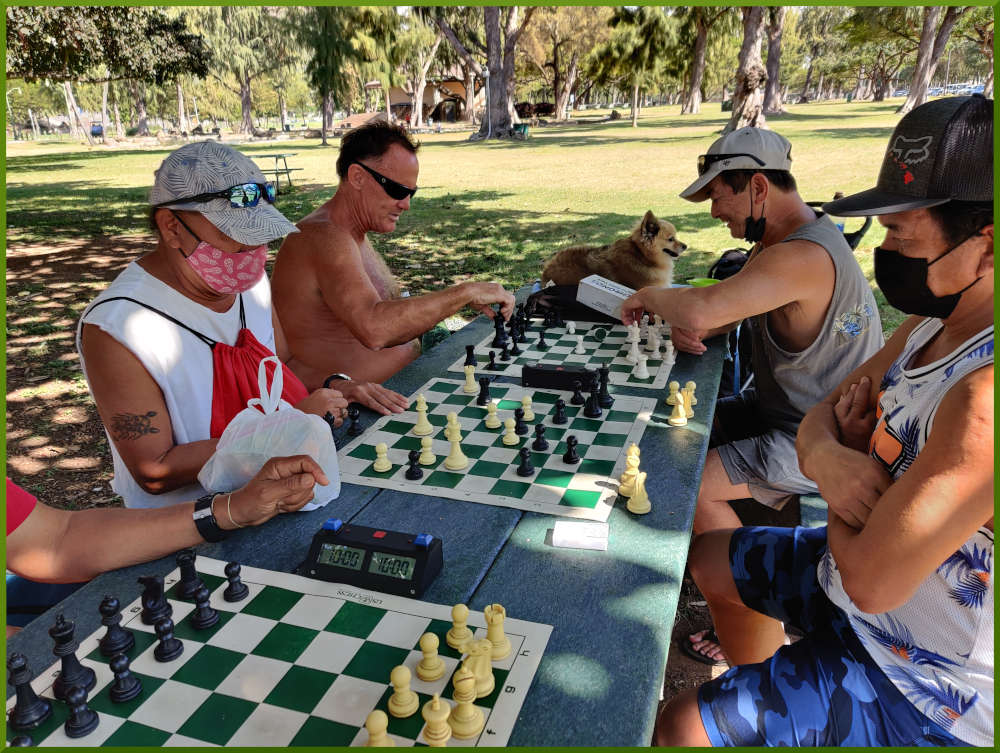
top-left (157, 182), bottom-right (276, 208)
top-left (697, 152), bottom-right (766, 176)
top-left (354, 161), bottom-right (418, 201)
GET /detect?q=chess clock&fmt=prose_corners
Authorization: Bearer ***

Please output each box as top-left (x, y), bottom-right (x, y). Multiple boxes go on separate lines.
top-left (298, 519), bottom-right (443, 597)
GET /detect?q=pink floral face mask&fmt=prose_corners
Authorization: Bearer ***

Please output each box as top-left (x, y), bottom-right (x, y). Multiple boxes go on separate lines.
top-left (184, 241), bottom-right (267, 294)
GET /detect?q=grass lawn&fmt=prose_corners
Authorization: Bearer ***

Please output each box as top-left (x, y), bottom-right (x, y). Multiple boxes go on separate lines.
top-left (5, 98), bottom-right (906, 503)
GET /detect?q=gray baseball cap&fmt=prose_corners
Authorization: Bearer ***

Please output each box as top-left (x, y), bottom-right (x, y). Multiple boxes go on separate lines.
top-left (150, 140), bottom-right (299, 245)
top-left (680, 127), bottom-right (793, 202)
top-left (824, 95), bottom-right (993, 217)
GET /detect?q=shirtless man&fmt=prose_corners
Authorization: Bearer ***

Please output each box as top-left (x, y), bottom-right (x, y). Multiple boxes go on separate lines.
top-left (621, 127), bottom-right (883, 663)
top-left (272, 121), bottom-right (515, 390)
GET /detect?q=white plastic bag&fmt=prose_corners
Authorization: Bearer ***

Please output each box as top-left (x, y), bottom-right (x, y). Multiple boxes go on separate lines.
top-left (198, 356), bottom-right (340, 510)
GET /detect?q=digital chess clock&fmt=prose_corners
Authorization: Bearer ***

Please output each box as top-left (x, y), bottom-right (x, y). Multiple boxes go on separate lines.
top-left (298, 519), bottom-right (443, 597)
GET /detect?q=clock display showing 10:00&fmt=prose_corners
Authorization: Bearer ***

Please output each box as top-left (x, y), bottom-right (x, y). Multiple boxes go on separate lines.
top-left (318, 543), bottom-right (417, 580)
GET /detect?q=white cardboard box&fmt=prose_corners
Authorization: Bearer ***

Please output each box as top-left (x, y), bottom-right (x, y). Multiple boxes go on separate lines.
top-left (576, 274), bottom-right (636, 319)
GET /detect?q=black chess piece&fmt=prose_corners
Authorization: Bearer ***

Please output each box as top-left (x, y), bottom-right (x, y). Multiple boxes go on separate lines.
top-left (531, 424), bottom-right (549, 451)
top-left (597, 365), bottom-right (614, 408)
top-left (346, 405), bottom-right (363, 437)
top-left (176, 548), bottom-right (205, 601)
top-left (516, 446), bottom-right (535, 477)
top-left (108, 653), bottom-right (142, 704)
top-left (516, 323), bottom-right (528, 344)
top-left (491, 312), bottom-right (508, 348)
top-left (486, 351), bottom-right (499, 371)
top-left (323, 411), bottom-right (337, 438)
top-left (509, 334), bottom-right (523, 356)
top-left (562, 435), bottom-right (581, 464)
top-left (513, 407), bottom-right (529, 435)
top-left (63, 685), bottom-right (99, 739)
top-left (476, 376), bottom-right (491, 407)
top-left (552, 398), bottom-right (568, 425)
top-left (570, 379), bottom-right (586, 406)
top-left (499, 342), bottom-right (510, 361)
top-left (137, 574), bottom-right (171, 626)
top-left (10, 736), bottom-right (33, 746)
top-left (554, 308), bottom-right (564, 327)
top-left (190, 584), bottom-right (219, 630)
top-left (464, 344), bottom-right (476, 367)
top-left (49, 615), bottom-right (96, 701)
top-left (223, 562), bottom-right (249, 602)
top-left (98, 595), bottom-right (135, 658)
top-left (584, 389), bottom-right (603, 419)
top-left (536, 330), bottom-right (547, 350)
top-left (405, 449), bottom-right (424, 481)
top-left (542, 309), bottom-right (556, 328)
top-left (7, 653), bottom-right (52, 731)
top-left (153, 617), bottom-right (183, 662)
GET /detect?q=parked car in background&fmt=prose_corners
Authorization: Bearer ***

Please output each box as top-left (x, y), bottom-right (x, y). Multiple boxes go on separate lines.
top-left (928, 86), bottom-right (944, 96)
top-left (892, 89), bottom-right (909, 97)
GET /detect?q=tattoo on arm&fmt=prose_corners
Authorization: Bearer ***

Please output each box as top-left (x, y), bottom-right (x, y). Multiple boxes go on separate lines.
top-left (111, 411), bottom-right (161, 441)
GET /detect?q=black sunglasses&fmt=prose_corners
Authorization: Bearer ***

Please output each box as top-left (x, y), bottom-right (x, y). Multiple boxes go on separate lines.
top-left (354, 162), bottom-right (418, 201)
top-left (156, 182), bottom-right (276, 208)
top-left (697, 152), bottom-right (766, 176)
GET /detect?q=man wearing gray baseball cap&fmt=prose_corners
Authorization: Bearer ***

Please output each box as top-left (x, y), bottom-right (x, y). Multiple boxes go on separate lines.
top-left (622, 125), bottom-right (883, 663)
top-left (76, 141), bottom-right (399, 510)
top-left (658, 96), bottom-right (993, 747)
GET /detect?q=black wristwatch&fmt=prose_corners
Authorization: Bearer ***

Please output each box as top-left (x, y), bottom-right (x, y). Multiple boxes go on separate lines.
top-left (193, 493), bottom-right (228, 542)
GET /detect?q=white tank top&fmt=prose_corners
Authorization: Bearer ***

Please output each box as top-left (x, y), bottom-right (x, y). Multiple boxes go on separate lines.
top-left (76, 261), bottom-right (275, 508)
top-left (820, 318), bottom-right (994, 746)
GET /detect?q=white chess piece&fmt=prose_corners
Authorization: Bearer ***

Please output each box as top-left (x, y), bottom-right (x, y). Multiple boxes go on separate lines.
top-left (520, 395), bottom-right (534, 421)
top-left (625, 339), bottom-right (641, 364)
top-left (566, 320), bottom-right (576, 334)
top-left (633, 354), bottom-right (650, 379)
top-left (626, 471), bottom-right (651, 514)
top-left (484, 402), bottom-right (501, 429)
top-left (627, 322), bottom-right (640, 344)
top-left (462, 364), bottom-right (477, 394)
top-left (372, 443), bottom-right (392, 473)
top-left (502, 417), bottom-right (519, 445)
top-left (412, 395), bottom-right (433, 436)
top-left (573, 334), bottom-right (585, 355)
top-left (646, 329), bottom-right (660, 353)
top-left (418, 436), bottom-right (436, 466)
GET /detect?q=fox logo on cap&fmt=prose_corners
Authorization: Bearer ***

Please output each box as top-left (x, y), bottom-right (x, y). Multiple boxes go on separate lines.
top-left (890, 135), bottom-right (933, 165)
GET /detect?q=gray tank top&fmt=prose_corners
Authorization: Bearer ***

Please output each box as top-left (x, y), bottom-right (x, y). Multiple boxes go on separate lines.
top-left (749, 213), bottom-right (883, 433)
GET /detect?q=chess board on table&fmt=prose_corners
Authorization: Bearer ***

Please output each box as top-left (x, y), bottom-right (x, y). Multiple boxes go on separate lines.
top-left (5, 557), bottom-right (551, 747)
top-left (338, 377), bottom-right (655, 522)
top-left (447, 318), bottom-right (675, 391)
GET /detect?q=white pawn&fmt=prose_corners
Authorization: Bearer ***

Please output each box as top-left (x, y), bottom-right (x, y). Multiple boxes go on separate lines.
top-left (484, 402), bottom-right (501, 429)
top-left (668, 392), bottom-right (688, 427)
top-left (418, 436), bottom-right (436, 466)
top-left (566, 320), bottom-right (576, 335)
top-left (665, 380), bottom-right (681, 406)
top-left (502, 417), bottom-right (519, 445)
top-left (484, 604), bottom-right (511, 660)
top-left (448, 666), bottom-right (485, 739)
top-left (445, 412), bottom-right (461, 441)
top-left (462, 364), bottom-right (477, 394)
top-left (625, 339), bottom-right (641, 365)
top-left (412, 395), bottom-right (433, 436)
top-left (633, 354), bottom-right (650, 380)
top-left (521, 395), bottom-right (534, 421)
top-left (573, 334), bottom-right (585, 355)
top-left (685, 380), bottom-right (698, 406)
top-left (653, 313), bottom-right (663, 334)
top-left (365, 710), bottom-right (394, 747)
top-left (647, 329), bottom-right (661, 353)
top-left (388, 665), bottom-right (419, 718)
top-left (683, 385), bottom-right (695, 419)
top-left (627, 321), bottom-right (640, 344)
top-left (416, 632), bottom-right (445, 682)
top-left (446, 603), bottom-right (473, 651)
top-left (444, 437), bottom-right (468, 471)
top-left (662, 340), bottom-right (676, 364)
top-left (626, 471), bottom-right (651, 514)
top-left (372, 443), bottom-right (392, 473)
top-left (421, 694), bottom-right (452, 747)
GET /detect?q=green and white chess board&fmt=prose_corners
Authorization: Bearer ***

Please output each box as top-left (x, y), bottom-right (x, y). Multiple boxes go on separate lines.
top-left (6, 557), bottom-right (551, 747)
top-left (447, 318), bottom-right (675, 391)
top-left (338, 377), bottom-right (655, 522)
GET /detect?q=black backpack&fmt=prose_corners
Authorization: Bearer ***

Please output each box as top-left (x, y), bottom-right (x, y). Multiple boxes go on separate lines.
top-left (708, 248), bottom-right (753, 398)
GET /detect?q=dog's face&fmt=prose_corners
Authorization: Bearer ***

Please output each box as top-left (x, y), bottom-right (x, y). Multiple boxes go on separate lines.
top-left (634, 210), bottom-right (687, 263)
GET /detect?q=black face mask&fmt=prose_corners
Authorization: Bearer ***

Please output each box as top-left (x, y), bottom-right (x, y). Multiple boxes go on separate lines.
top-left (873, 234), bottom-right (983, 319)
top-left (743, 190), bottom-right (766, 244)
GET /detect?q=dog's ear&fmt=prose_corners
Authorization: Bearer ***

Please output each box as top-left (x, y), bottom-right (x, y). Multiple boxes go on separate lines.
top-left (641, 210), bottom-right (659, 242)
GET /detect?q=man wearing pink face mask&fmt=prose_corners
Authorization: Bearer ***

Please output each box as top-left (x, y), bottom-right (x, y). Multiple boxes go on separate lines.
top-left (76, 141), bottom-right (403, 509)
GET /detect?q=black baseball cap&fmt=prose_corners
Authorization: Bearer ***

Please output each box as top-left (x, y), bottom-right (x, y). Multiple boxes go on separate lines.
top-left (824, 95), bottom-right (993, 217)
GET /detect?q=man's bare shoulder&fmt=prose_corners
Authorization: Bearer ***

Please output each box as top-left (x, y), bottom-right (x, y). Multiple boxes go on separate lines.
top-left (753, 237), bottom-right (834, 282)
top-left (279, 206), bottom-right (359, 261)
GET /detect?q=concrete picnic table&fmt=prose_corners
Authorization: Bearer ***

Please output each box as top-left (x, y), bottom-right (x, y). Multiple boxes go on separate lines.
top-left (255, 152), bottom-right (299, 194)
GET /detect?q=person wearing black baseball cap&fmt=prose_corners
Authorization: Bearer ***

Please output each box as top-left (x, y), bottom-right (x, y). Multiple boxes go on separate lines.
top-left (658, 96), bottom-right (993, 747)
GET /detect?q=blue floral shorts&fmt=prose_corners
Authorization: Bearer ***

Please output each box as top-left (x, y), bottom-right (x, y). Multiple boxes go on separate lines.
top-left (697, 526), bottom-right (969, 747)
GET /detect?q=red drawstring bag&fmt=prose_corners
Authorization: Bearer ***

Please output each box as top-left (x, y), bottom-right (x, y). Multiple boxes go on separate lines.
top-left (85, 296), bottom-right (308, 438)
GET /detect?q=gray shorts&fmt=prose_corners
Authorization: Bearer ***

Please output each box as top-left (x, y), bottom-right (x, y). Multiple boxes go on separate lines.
top-left (711, 391), bottom-right (818, 510)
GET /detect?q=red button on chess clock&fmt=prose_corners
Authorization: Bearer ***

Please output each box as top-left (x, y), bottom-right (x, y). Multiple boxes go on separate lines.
top-left (373, 531), bottom-right (387, 539)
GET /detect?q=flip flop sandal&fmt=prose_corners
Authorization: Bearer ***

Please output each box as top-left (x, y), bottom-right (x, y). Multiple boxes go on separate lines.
top-left (677, 629), bottom-right (728, 667)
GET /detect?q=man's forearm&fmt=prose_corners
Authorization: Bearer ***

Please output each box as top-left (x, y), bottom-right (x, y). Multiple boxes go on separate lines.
top-left (796, 402), bottom-right (841, 480)
top-left (366, 284), bottom-right (474, 348)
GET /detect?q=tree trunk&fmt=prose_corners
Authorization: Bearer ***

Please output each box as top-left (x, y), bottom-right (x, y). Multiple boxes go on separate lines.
top-left (279, 91), bottom-right (287, 131)
top-left (763, 7), bottom-right (786, 114)
top-left (798, 47), bottom-right (817, 103)
top-left (900, 7), bottom-right (964, 114)
top-left (409, 31), bottom-right (443, 129)
top-left (320, 90), bottom-right (330, 146)
top-left (176, 81), bottom-right (187, 133)
top-left (28, 108), bottom-right (40, 139)
top-left (128, 80), bottom-right (149, 136)
top-left (630, 82), bottom-right (639, 127)
top-left (725, 7), bottom-right (768, 135)
top-left (64, 81), bottom-right (95, 144)
top-left (238, 75), bottom-right (253, 134)
top-left (682, 18), bottom-right (709, 115)
top-left (462, 67), bottom-right (476, 122)
top-left (477, 6), bottom-right (535, 139)
top-left (100, 81), bottom-right (111, 143)
top-left (554, 52), bottom-right (579, 121)
top-left (815, 73), bottom-right (824, 101)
